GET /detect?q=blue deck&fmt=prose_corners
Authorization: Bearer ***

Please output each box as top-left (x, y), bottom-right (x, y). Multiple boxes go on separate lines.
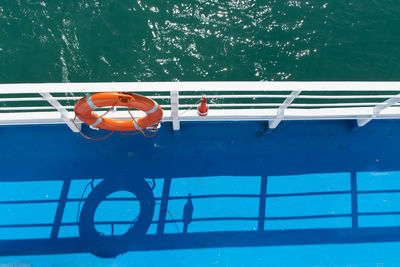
top-left (1, 120), bottom-right (400, 266)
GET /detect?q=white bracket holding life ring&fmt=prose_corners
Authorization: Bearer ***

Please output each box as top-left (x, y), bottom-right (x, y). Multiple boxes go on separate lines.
top-left (39, 92), bottom-right (81, 132)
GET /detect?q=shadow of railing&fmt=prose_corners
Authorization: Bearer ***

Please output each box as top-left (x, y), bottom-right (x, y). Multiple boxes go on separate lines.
top-left (1, 170), bottom-right (400, 258)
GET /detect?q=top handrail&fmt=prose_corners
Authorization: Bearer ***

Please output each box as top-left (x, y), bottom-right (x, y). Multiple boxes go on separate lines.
top-left (0, 81), bottom-right (400, 93)
top-left (1, 81), bottom-right (400, 132)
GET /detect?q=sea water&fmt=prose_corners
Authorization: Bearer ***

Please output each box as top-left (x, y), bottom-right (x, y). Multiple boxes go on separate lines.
top-left (0, 0), bottom-right (399, 83)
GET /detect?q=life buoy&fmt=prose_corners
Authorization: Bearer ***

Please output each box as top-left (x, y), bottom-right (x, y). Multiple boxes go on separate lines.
top-left (74, 92), bottom-right (163, 132)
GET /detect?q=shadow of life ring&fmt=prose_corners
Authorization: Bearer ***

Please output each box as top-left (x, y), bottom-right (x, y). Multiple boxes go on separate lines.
top-left (79, 179), bottom-right (155, 258)
top-left (74, 92), bottom-right (163, 131)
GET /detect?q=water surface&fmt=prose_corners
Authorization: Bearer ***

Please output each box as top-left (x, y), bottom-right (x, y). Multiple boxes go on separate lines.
top-left (0, 0), bottom-right (399, 83)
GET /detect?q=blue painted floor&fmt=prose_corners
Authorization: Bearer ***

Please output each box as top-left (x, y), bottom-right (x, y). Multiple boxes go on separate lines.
top-left (1, 120), bottom-right (400, 266)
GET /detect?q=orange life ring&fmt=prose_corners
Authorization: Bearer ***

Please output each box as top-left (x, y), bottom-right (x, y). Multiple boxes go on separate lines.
top-left (74, 92), bottom-right (163, 132)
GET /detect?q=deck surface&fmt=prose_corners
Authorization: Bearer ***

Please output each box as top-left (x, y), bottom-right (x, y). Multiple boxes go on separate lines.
top-left (1, 120), bottom-right (400, 266)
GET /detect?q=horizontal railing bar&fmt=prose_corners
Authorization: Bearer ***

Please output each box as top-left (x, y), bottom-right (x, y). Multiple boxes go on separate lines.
top-left (178, 103), bottom-right (392, 108)
top-left (106, 103), bottom-right (397, 108)
top-left (290, 103), bottom-right (390, 107)
top-left (48, 96), bottom-right (169, 101)
top-left (0, 95), bottom-right (170, 101)
top-left (0, 82), bottom-right (399, 93)
top-left (1, 94), bottom-right (392, 102)
top-left (0, 97), bottom-right (45, 102)
top-left (297, 95), bottom-right (395, 99)
top-left (179, 94), bottom-right (289, 99)
top-left (2, 102), bottom-right (400, 111)
top-left (3, 107), bottom-right (400, 124)
top-left (0, 107), bottom-right (56, 111)
top-left (180, 94), bottom-right (397, 99)
top-left (52, 95), bottom-right (169, 100)
top-left (0, 106), bottom-right (169, 111)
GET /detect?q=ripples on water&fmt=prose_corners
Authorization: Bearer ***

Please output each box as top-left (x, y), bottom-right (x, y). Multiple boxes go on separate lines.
top-left (0, 0), bottom-right (399, 82)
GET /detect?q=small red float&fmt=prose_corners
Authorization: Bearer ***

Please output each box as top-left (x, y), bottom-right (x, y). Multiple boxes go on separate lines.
top-left (197, 96), bottom-right (208, 116)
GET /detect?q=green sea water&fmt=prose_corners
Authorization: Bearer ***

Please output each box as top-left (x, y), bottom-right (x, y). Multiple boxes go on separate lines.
top-left (0, 0), bottom-right (399, 83)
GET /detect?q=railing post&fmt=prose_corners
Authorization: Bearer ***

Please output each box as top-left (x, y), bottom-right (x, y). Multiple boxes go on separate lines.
top-left (357, 93), bottom-right (400, 127)
top-left (157, 177), bottom-right (171, 235)
top-left (39, 92), bottom-right (81, 132)
top-left (268, 90), bottom-right (301, 130)
top-left (350, 172), bottom-right (358, 228)
top-left (50, 179), bottom-right (71, 239)
top-left (170, 91), bottom-right (180, 131)
top-left (258, 176), bottom-right (267, 231)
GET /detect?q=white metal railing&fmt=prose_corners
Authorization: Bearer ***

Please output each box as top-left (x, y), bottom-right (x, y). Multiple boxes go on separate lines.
top-left (0, 81), bottom-right (400, 132)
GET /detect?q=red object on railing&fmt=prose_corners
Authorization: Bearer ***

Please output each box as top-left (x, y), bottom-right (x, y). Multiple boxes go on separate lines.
top-left (197, 96), bottom-right (208, 116)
